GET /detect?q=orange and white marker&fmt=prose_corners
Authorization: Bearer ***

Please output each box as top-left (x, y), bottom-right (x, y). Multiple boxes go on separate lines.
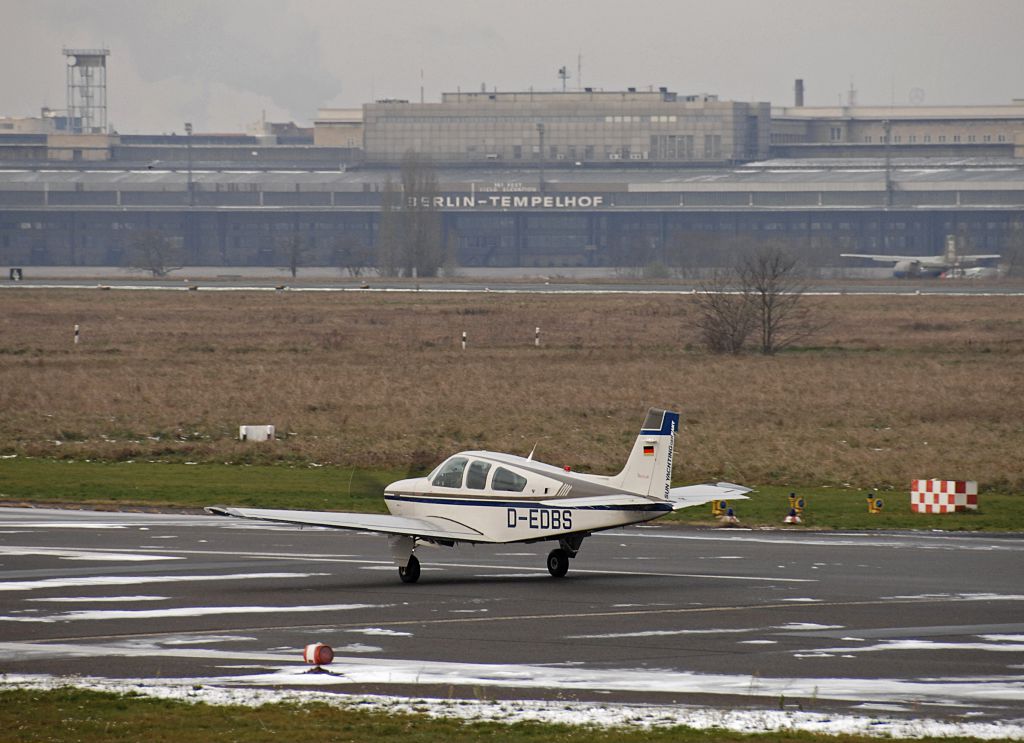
top-left (911, 479), bottom-right (978, 514)
top-left (303, 643), bottom-right (334, 666)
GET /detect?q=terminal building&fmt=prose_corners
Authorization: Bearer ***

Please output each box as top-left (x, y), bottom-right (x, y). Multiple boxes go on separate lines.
top-left (2, 75), bottom-right (1024, 272)
top-left (360, 89), bottom-right (771, 166)
top-left (772, 103), bottom-right (1024, 159)
top-left (1, 159), bottom-right (1022, 270)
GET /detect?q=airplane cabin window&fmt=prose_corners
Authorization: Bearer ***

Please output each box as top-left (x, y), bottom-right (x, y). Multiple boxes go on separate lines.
top-left (466, 460), bottom-right (491, 489)
top-left (432, 457), bottom-right (468, 488)
top-left (492, 466), bottom-right (527, 492)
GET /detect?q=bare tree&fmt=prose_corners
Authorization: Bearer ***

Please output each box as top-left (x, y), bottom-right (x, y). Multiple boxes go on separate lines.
top-left (125, 229), bottom-right (184, 278)
top-left (739, 245), bottom-right (818, 355)
top-left (376, 151), bottom-right (445, 278)
top-left (694, 270), bottom-right (755, 354)
top-left (376, 178), bottom-right (402, 277)
top-left (694, 244), bottom-right (819, 355)
top-left (1001, 217), bottom-right (1024, 278)
top-left (280, 233), bottom-right (308, 278)
top-left (334, 234), bottom-right (374, 277)
top-left (399, 151), bottom-right (444, 278)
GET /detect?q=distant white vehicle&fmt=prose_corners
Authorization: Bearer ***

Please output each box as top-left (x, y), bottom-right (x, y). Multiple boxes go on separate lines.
top-left (940, 266), bottom-right (1002, 279)
top-left (208, 408), bottom-right (750, 583)
top-left (841, 235), bottom-right (1000, 278)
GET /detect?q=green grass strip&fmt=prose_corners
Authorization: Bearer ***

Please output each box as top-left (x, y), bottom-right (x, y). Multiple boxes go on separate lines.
top-left (1, 458), bottom-right (1021, 531)
top-left (0, 688), bottom-right (961, 743)
top-left (0, 457), bottom-right (403, 513)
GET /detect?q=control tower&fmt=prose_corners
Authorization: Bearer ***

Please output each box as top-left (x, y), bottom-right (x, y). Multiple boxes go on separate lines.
top-left (63, 48), bottom-right (110, 134)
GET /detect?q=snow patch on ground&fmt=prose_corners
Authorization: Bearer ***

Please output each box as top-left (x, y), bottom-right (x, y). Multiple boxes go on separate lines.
top-left (347, 628), bottom-right (413, 637)
top-left (0, 603), bottom-right (385, 623)
top-left (26, 595), bottom-right (169, 603)
top-left (568, 628), bottom-right (755, 640)
top-left (3, 675), bottom-right (1023, 740)
top-left (0, 546), bottom-right (179, 562)
top-left (0, 572), bottom-right (330, 592)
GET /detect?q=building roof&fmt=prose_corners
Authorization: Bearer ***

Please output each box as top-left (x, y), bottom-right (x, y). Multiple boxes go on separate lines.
top-left (2, 159), bottom-right (1024, 193)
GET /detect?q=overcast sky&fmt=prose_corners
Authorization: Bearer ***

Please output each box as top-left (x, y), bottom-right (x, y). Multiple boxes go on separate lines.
top-left (3, 0), bottom-right (1023, 134)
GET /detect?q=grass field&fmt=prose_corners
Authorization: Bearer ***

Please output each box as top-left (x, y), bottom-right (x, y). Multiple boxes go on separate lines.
top-left (1, 288), bottom-right (1022, 493)
top-left (0, 688), bottom-right (993, 743)
top-left (2, 457), bottom-right (1021, 531)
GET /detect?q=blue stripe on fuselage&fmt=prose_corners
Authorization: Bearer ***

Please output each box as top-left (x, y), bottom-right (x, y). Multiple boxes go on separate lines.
top-left (383, 493), bottom-right (672, 512)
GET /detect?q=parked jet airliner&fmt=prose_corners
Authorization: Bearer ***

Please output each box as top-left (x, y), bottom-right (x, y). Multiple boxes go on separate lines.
top-left (207, 408), bottom-right (749, 582)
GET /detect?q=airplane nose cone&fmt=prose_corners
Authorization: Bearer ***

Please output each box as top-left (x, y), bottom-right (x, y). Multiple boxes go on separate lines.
top-left (385, 477), bottom-right (426, 493)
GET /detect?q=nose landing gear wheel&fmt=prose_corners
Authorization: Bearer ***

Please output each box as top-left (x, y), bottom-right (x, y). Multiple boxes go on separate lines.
top-left (398, 554), bottom-right (421, 584)
top-left (546, 548), bottom-right (570, 577)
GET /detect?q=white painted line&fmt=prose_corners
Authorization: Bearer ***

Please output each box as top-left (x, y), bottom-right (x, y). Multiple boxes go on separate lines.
top-left (568, 627), bottom-right (756, 640)
top-left (0, 546), bottom-right (180, 562)
top-left (0, 572), bottom-right (330, 592)
top-left (0, 603), bottom-right (388, 623)
top-left (347, 628), bottom-right (413, 637)
top-left (26, 595), bottom-right (169, 603)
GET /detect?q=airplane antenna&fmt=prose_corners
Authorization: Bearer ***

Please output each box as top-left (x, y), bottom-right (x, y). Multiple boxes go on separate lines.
top-left (527, 442), bottom-right (538, 460)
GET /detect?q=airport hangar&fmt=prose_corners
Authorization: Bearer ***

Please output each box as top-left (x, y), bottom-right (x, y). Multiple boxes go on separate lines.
top-left (1, 159), bottom-right (1023, 270)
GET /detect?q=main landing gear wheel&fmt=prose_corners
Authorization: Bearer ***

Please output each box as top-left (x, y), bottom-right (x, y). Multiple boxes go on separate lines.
top-left (398, 554), bottom-right (421, 584)
top-left (546, 548), bottom-right (570, 578)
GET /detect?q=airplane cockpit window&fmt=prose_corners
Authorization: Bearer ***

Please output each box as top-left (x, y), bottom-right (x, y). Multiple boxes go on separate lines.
top-left (466, 460), bottom-right (491, 490)
top-left (492, 466), bottom-right (527, 492)
top-left (432, 457), bottom-right (468, 489)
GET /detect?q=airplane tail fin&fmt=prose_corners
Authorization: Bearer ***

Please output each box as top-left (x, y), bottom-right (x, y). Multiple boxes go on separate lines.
top-left (609, 408), bottom-right (679, 498)
top-left (944, 234), bottom-right (958, 265)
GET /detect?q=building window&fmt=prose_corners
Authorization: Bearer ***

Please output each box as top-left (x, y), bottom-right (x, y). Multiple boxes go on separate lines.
top-left (829, 126), bottom-right (842, 141)
top-left (924, 135), bottom-right (931, 143)
top-left (968, 135), bottom-right (976, 142)
top-left (953, 135), bottom-right (961, 142)
top-left (864, 135), bottom-right (872, 143)
top-left (939, 135), bottom-right (946, 143)
top-left (908, 135), bottom-right (916, 143)
top-left (998, 134), bottom-right (1006, 142)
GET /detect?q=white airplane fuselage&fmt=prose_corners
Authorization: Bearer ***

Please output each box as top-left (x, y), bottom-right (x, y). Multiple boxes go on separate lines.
top-left (383, 451), bottom-right (672, 544)
top-left (207, 408), bottom-right (749, 582)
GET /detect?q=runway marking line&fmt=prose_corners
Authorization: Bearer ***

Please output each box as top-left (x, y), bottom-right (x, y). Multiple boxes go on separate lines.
top-left (122, 547), bottom-right (816, 583)
top-left (38, 595), bottom-right (980, 646)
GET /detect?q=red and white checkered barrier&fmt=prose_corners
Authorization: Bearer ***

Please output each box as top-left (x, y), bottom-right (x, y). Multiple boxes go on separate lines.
top-left (911, 479), bottom-right (978, 513)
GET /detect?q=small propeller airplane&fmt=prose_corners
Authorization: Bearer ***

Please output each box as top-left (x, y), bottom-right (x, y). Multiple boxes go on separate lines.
top-left (841, 234), bottom-right (1000, 278)
top-left (207, 408), bottom-right (750, 583)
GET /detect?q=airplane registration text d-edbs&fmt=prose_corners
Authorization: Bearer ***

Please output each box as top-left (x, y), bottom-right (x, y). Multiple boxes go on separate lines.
top-left (207, 408), bottom-right (749, 583)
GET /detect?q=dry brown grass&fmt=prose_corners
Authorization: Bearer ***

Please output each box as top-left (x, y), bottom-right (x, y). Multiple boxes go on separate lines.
top-left (1, 288), bottom-right (1023, 490)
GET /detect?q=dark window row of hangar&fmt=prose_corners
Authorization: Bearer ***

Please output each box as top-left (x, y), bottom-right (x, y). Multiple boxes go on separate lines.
top-left (1, 163), bottom-right (1022, 268)
top-left (0, 208), bottom-right (1015, 269)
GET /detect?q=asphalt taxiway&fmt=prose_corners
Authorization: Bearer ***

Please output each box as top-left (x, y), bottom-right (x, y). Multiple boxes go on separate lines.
top-left (1, 507), bottom-right (1023, 723)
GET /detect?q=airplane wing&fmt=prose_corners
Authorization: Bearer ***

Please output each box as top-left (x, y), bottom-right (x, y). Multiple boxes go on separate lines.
top-left (667, 482), bottom-right (751, 511)
top-left (960, 254), bottom-right (1001, 261)
top-left (839, 253), bottom-right (930, 263)
top-left (205, 506), bottom-right (485, 542)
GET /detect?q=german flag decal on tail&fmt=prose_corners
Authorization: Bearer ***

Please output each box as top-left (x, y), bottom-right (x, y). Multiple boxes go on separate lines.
top-left (643, 444), bottom-right (655, 456)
